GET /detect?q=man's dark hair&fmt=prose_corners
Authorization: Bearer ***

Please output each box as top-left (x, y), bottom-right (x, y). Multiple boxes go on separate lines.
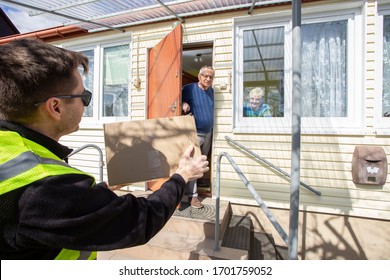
top-left (0, 38), bottom-right (89, 122)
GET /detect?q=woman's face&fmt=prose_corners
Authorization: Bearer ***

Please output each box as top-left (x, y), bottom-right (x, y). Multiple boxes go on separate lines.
top-left (250, 94), bottom-right (263, 111)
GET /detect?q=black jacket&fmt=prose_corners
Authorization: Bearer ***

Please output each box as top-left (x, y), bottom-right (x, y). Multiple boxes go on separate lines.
top-left (0, 120), bottom-right (185, 259)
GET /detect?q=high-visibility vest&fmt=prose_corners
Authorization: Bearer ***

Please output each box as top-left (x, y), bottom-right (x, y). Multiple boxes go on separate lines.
top-left (0, 130), bottom-right (97, 260)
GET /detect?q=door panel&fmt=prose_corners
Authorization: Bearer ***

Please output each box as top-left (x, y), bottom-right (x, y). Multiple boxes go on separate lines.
top-left (147, 23), bottom-right (183, 191)
top-left (147, 23), bottom-right (182, 118)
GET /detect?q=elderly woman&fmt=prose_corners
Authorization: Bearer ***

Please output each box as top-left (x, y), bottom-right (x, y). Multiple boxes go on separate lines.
top-left (243, 87), bottom-right (272, 117)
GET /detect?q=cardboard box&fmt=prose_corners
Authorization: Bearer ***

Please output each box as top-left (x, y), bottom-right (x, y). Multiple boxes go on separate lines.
top-left (103, 115), bottom-right (200, 185)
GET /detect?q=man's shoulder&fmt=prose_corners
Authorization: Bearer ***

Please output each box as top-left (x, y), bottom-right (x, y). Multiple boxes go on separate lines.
top-left (207, 87), bottom-right (215, 94)
top-left (182, 83), bottom-right (198, 97)
top-left (182, 82), bottom-right (197, 90)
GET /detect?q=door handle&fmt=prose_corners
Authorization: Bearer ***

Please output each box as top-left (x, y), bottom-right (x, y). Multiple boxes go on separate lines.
top-left (169, 100), bottom-right (177, 112)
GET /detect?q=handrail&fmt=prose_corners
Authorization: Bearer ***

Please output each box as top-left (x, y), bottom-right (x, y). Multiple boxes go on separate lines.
top-left (67, 144), bottom-right (104, 182)
top-left (225, 136), bottom-right (321, 196)
top-left (215, 152), bottom-right (288, 252)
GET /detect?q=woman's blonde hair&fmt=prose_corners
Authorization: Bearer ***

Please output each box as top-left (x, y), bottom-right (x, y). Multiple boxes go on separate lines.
top-left (249, 87), bottom-right (265, 99)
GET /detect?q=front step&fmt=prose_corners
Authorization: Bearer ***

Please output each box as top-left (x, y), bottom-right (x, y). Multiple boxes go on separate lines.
top-left (98, 195), bottom-right (248, 260)
top-left (222, 215), bottom-right (251, 251)
top-left (222, 214), bottom-right (288, 260)
top-left (98, 231), bottom-right (247, 260)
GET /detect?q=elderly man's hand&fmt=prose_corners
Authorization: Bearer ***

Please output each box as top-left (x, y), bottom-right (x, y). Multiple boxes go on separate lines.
top-left (182, 102), bottom-right (190, 114)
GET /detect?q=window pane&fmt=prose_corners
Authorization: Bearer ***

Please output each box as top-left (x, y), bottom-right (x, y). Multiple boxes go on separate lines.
top-left (383, 16), bottom-right (390, 117)
top-left (301, 20), bottom-right (347, 117)
top-left (103, 45), bottom-right (129, 117)
top-left (80, 50), bottom-right (94, 117)
top-left (243, 27), bottom-right (285, 117)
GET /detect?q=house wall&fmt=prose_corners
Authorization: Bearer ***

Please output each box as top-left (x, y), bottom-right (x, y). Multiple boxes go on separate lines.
top-left (55, 0), bottom-right (389, 226)
top-left (232, 203), bottom-right (390, 260)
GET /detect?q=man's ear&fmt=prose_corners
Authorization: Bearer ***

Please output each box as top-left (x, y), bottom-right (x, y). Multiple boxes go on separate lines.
top-left (44, 98), bottom-right (62, 121)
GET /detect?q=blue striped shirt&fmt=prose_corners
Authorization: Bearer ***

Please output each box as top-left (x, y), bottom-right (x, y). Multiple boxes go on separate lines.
top-left (182, 83), bottom-right (214, 133)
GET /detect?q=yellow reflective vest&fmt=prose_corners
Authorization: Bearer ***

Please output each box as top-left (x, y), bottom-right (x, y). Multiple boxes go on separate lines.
top-left (0, 130), bottom-right (97, 260)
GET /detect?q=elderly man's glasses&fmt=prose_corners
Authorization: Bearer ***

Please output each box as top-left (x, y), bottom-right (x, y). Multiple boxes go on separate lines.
top-left (34, 90), bottom-right (92, 107)
top-left (200, 74), bottom-right (214, 79)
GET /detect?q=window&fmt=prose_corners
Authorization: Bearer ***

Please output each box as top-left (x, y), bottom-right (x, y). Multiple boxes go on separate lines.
top-left (375, 7), bottom-right (390, 134)
top-left (66, 36), bottom-right (131, 124)
top-left (242, 26), bottom-right (285, 118)
top-left (102, 45), bottom-right (129, 117)
top-left (80, 50), bottom-right (94, 117)
top-left (383, 15), bottom-right (390, 118)
top-left (234, 4), bottom-right (363, 134)
top-left (301, 21), bottom-right (347, 118)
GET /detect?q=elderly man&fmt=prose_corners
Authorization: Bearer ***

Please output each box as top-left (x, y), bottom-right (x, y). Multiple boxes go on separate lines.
top-left (182, 65), bottom-right (215, 208)
top-left (0, 38), bottom-right (209, 260)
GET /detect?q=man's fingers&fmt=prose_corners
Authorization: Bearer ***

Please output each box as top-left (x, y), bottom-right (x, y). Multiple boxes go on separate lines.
top-left (183, 145), bottom-right (194, 158)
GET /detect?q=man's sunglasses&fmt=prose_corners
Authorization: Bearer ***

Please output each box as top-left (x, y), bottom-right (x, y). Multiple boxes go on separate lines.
top-left (34, 90), bottom-right (92, 107)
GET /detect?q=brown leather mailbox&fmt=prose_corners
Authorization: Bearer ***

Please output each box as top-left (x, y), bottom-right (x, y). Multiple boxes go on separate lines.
top-left (352, 146), bottom-right (388, 185)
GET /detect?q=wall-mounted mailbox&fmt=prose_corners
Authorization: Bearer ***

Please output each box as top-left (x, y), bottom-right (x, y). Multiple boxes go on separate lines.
top-left (352, 146), bottom-right (388, 185)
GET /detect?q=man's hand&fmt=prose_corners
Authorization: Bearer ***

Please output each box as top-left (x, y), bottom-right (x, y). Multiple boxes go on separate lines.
top-left (107, 184), bottom-right (126, 191)
top-left (182, 102), bottom-right (190, 114)
top-left (175, 145), bottom-right (209, 183)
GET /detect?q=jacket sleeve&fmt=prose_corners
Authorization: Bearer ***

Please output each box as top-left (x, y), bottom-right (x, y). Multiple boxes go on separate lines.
top-left (16, 173), bottom-right (186, 251)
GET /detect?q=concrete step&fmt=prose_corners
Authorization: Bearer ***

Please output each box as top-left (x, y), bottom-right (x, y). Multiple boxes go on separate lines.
top-left (98, 231), bottom-right (247, 260)
top-left (169, 196), bottom-right (230, 240)
top-left (98, 194), bottom-right (248, 260)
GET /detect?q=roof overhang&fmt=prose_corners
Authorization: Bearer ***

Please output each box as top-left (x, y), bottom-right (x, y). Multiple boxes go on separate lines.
top-left (0, 25), bottom-right (88, 44)
top-left (0, 0), bottom-right (297, 33)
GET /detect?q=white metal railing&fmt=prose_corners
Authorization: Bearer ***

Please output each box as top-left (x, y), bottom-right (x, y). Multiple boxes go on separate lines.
top-left (214, 137), bottom-right (321, 259)
top-left (214, 152), bottom-right (288, 251)
top-left (225, 136), bottom-right (321, 196)
top-left (67, 144), bottom-right (104, 182)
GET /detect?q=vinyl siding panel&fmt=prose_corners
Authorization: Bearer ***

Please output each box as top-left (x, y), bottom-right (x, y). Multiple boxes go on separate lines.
top-left (60, 128), bottom-right (107, 181)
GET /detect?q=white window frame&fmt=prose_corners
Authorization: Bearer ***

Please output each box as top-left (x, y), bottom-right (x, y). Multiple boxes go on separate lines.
top-left (233, 2), bottom-right (364, 135)
top-left (375, 4), bottom-right (390, 135)
top-left (60, 33), bottom-right (132, 126)
top-left (233, 16), bottom-right (292, 134)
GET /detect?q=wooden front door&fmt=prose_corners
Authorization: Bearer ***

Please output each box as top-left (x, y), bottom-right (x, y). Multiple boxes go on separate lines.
top-left (147, 23), bottom-right (183, 190)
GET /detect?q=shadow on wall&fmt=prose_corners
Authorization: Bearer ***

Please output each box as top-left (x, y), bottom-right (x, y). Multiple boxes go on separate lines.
top-left (262, 208), bottom-right (390, 260)
top-left (300, 213), bottom-right (372, 260)
top-left (227, 203), bottom-right (390, 260)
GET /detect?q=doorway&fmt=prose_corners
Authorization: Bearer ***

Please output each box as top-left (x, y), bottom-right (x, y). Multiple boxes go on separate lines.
top-left (146, 24), bottom-right (214, 195)
top-left (182, 43), bottom-right (213, 197)
top-left (182, 44), bottom-right (213, 86)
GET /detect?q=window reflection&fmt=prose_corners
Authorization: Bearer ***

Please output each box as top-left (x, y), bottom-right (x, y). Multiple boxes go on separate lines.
top-left (80, 50), bottom-right (94, 117)
top-left (243, 27), bottom-right (285, 117)
top-left (102, 45), bottom-right (129, 117)
top-left (383, 16), bottom-right (390, 117)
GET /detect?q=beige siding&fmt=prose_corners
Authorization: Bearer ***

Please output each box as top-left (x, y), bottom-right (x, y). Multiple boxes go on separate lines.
top-left (60, 128), bottom-right (107, 181)
top-left (56, 0), bottom-right (390, 220)
top-left (366, 0), bottom-right (377, 134)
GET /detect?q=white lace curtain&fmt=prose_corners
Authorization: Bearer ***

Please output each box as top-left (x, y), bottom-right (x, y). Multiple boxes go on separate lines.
top-left (301, 21), bottom-right (347, 117)
top-left (383, 16), bottom-right (390, 116)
